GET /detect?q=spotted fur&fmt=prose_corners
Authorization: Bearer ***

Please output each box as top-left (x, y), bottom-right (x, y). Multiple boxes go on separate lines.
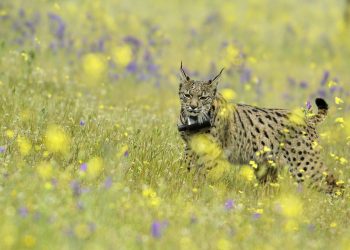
top-left (178, 64), bottom-right (341, 193)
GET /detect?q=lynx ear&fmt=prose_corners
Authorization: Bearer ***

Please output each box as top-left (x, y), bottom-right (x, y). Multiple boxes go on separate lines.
top-left (180, 61), bottom-right (190, 81)
top-left (208, 68), bottom-right (224, 86)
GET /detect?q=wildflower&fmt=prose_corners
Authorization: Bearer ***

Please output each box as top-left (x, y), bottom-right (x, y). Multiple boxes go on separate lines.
top-left (207, 160), bottom-right (230, 181)
top-left (22, 234), bottom-right (36, 248)
top-left (113, 45), bottom-right (133, 67)
top-left (335, 117), bottom-right (345, 124)
top-left (79, 120), bottom-right (85, 126)
top-left (5, 130), bottom-right (15, 138)
top-left (82, 53), bottom-right (106, 80)
top-left (277, 194), bottom-right (303, 218)
top-left (116, 145), bottom-right (128, 158)
top-left (37, 162), bottom-right (53, 180)
top-left (0, 146), bottom-right (6, 153)
top-left (126, 61), bottom-right (137, 73)
top-left (335, 97), bottom-right (344, 105)
top-left (71, 180), bottom-right (81, 197)
top-left (17, 136), bottom-right (32, 156)
top-left (104, 177), bottom-right (112, 189)
top-left (151, 221), bottom-right (162, 238)
top-left (221, 88), bottom-right (236, 101)
top-left (224, 199), bottom-right (234, 210)
top-left (190, 134), bottom-right (222, 160)
top-left (289, 108), bottom-right (305, 125)
top-left (44, 125), bottom-right (70, 154)
top-left (252, 212), bottom-right (261, 219)
top-left (339, 157), bottom-right (348, 165)
top-left (306, 101), bottom-right (312, 110)
top-left (249, 160), bottom-right (258, 169)
top-left (86, 157), bottom-right (103, 179)
top-left (239, 165), bottom-right (255, 182)
top-left (18, 207), bottom-right (28, 217)
top-left (151, 221), bottom-right (168, 239)
top-left (80, 163), bottom-right (87, 172)
top-left (217, 238), bottom-right (231, 250)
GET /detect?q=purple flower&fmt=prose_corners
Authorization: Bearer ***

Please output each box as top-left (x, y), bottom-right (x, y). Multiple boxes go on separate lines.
top-left (79, 120), bottom-right (86, 126)
top-left (80, 163), bottom-right (87, 172)
top-left (151, 220), bottom-right (168, 238)
top-left (299, 81), bottom-right (308, 89)
top-left (19, 207), bottom-right (28, 217)
top-left (240, 68), bottom-right (251, 84)
top-left (224, 199), bottom-right (234, 210)
top-left (48, 13), bottom-right (65, 40)
top-left (126, 61), bottom-right (137, 73)
top-left (306, 101), bottom-right (312, 110)
top-left (151, 221), bottom-right (162, 238)
top-left (104, 177), bottom-right (113, 189)
top-left (147, 63), bottom-right (158, 73)
top-left (97, 38), bottom-right (105, 51)
top-left (0, 146), bottom-right (6, 153)
top-left (252, 213), bottom-right (261, 220)
top-left (124, 151), bottom-right (129, 157)
top-left (124, 36), bottom-right (141, 48)
top-left (320, 71), bottom-right (329, 86)
top-left (70, 180), bottom-right (81, 197)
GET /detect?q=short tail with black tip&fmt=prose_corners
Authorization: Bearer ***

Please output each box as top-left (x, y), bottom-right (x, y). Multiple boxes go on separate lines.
top-left (309, 98), bottom-right (328, 126)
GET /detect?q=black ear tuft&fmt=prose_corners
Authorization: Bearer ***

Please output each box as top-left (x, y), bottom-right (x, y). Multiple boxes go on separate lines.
top-left (186, 76), bottom-right (190, 81)
top-left (315, 98), bottom-right (328, 110)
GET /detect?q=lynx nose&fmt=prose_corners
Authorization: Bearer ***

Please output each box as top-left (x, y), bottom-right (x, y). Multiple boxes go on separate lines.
top-left (190, 99), bottom-right (198, 109)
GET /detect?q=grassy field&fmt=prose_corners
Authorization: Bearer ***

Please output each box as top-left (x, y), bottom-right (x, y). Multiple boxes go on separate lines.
top-left (0, 0), bottom-right (350, 249)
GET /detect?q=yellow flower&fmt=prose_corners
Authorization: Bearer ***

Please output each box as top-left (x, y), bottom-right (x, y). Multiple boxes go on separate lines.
top-left (6, 129), bottom-right (15, 138)
top-left (17, 136), bottom-right (32, 156)
top-left (207, 160), bottom-right (230, 181)
top-left (335, 97), bottom-right (344, 105)
top-left (44, 125), bottom-right (70, 154)
top-left (86, 157), bottom-right (103, 179)
top-left (335, 117), bottom-right (344, 124)
top-left (113, 45), bottom-right (133, 67)
top-left (339, 157), bottom-right (348, 165)
top-left (221, 88), bottom-right (236, 101)
top-left (330, 222), bottom-right (337, 228)
top-left (289, 108), bottom-right (305, 125)
top-left (22, 234), bottom-right (36, 248)
top-left (190, 134), bottom-right (222, 160)
top-left (82, 53), bottom-right (106, 80)
top-left (217, 238), bottom-right (231, 250)
top-left (277, 194), bottom-right (303, 218)
top-left (37, 162), bottom-right (53, 180)
top-left (239, 165), bottom-right (255, 182)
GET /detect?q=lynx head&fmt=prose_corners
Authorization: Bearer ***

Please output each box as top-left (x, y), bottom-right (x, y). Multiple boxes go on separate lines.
top-left (178, 62), bottom-right (224, 125)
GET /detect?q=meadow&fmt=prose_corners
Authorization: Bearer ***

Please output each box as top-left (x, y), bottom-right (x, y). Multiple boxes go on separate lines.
top-left (0, 0), bottom-right (350, 249)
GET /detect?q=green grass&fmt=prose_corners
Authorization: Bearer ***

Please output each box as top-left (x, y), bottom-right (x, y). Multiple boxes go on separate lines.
top-left (0, 0), bottom-right (350, 249)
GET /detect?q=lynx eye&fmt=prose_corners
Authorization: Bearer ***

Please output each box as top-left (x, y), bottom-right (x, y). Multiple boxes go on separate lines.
top-left (200, 96), bottom-right (210, 101)
top-left (184, 93), bottom-right (192, 98)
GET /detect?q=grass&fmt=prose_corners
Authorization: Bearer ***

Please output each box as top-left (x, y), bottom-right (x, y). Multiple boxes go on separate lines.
top-left (0, 0), bottom-right (350, 249)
